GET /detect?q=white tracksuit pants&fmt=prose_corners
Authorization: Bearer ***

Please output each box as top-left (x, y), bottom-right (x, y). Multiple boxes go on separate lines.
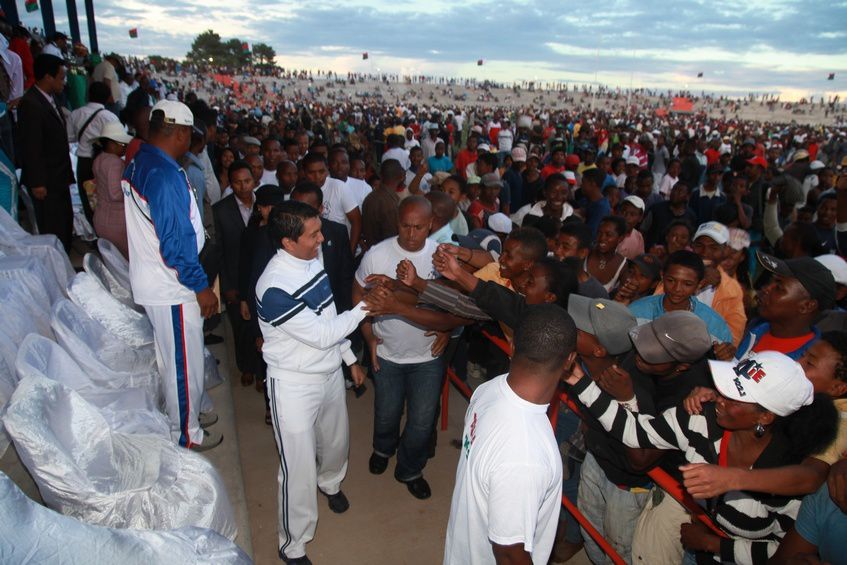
top-left (145, 302), bottom-right (205, 447)
top-left (268, 368), bottom-right (349, 560)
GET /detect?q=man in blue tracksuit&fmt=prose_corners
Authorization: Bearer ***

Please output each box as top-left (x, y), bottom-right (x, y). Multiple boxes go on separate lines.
top-left (122, 100), bottom-right (220, 450)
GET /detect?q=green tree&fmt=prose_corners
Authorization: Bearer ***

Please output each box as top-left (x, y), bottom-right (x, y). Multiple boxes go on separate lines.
top-left (223, 38), bottom-right (251, 68)
top-left (252, 42), bottom-right (276, 67)
top-left (186, 30), bottom-right (227, 65)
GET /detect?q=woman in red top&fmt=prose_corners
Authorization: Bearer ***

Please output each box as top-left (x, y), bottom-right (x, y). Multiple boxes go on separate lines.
top-left (454, 134), bottom-right (479, 179)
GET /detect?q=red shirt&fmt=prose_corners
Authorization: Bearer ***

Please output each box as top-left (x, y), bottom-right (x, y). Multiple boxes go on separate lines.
top-left (704, 148), bottom-right (721, 165)
top-left (752, 331), bottom-right (815, 354)
top-left (9, 37), bottom-right (34, 89)
top-left (455, 149), bottom-right (478, 179)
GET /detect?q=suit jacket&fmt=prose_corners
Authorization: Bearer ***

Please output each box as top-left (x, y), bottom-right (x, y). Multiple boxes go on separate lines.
top-left (212, 194), bottom-right (251, 297)
top-left (321, 219), bottom-right (353, 312)
top-left (17, 86), bottom-right (74, 193)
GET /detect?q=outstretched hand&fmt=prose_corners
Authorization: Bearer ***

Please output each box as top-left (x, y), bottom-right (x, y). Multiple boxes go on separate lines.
top-left (396, 259), bottom-right (418, 287)
top-left (433, 249), bottom-right (463, 280)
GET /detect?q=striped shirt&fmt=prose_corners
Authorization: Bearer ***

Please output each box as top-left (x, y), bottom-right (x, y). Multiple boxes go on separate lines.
top-left (571, 376), bottom-right (803, 564)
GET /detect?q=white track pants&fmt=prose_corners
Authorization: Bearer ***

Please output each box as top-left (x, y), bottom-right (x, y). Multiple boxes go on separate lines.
top-left (268, 368), bottom-right (349, 559)
top-left (145, 302), bottom-right (205, 447)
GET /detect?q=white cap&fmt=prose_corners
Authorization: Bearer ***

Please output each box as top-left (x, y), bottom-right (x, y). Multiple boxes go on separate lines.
top-left (727, 227), bottom-right (751, 251)
top-left (708, 351), bottom-right (813, 417)
top-left (621, 195), bottom-right (645, 211)
top-left (564, 171), bottom-right (577, 185)
top-left (487, 212), bottom-right (513, 234)
top-left (809, 160), bottom-right (826, 171)
top-left (625, 156), bottom-right (641, 166)
top-left (150, 99), bottom-right (193, 126)
top-left (815, 254), bottom-right (847, 286)
top-left (478, 143), bottom-right (491, 152)
top-left (694, 221), bottom-right (729, 245)
top-left (98, 122), bottom-right (133, 145)
top-left (243, 136), bottom-right (261, 147)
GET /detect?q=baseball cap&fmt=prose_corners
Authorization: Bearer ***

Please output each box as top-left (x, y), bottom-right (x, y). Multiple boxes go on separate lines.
top-left (625, 156), bottom-right (641, 166)
top-left (98, 122), bottom-right (132, 145)
top-left (621, 195), bottom-right (645, 212)
top-left (708, 351), bottom-right (813, 417)
top-left (243, 136), bottom-right (261, 147)
top-left (452, 229), bottom-right (502, 256)
top-left (480, 173), bottom-right (502, 187)
top-left (694, 221), bottom-right (729, 245)
top-left (255, 184), bottom-right (286, 207)
top-left (747, 156), bottom-right (768, 168)
top-left (629, 253), bottom-right (661, 282)
top-left (792, 149), bottom-right (810, 162)
top-left (511, 147), bottom-right (527, 162)
top-left (815, 254), bottom-right (847, 286)
top-left (809, 160), bottom-right (826, 171)
top-left (564, 171), bottom-right (577, 186)
top-left (727, 227), bottom-right (751, 251)
top-left (630, 311), bottom-right (711, 364)
top-left (742, 137), bottom-right (756, 146)
top-left (150, 100), bottom-right (193, 126)
top-left (487, 213), bottom-right (513, 234)
top-left (565, 154), bottom-right (581, 167)
top-left (466, 174), bottom-right (481, 185)
top-left (478, 143), bottom-right (491, 152)
top-left (757, 250), bottom-right (836, 310)
top-left (567, 295), bottom-right (636, 356)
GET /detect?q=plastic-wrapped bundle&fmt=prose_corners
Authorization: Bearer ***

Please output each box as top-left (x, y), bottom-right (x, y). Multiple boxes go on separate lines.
top-left (0, 206), bottom-right (75, 289)
top-left (4, 376), bottom-right (237, 540)
top-left (50, 300), bottom-right (161, 402)
top-left (15, 334), bottom-right (168, 437)
top-left (0, 328), bottom-right (16, 458)
top-left (83, 253), bottom-right (142, 312)
top-left (68, 272), bottom-right (154, 348)
top-left (98, 238), bottom-right (131, 291)
top-left (0, 253), bottom-right (66, 304)
top-left (0, 471), bottom-right (252, 565)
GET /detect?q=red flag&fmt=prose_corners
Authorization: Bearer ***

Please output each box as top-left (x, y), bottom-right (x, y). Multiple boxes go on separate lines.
top-left (128, 28), bottom-right (138, 38)
top-left (362, 52), bottom-right (368, 60)
top-left (25, 0), bottom-right (38, 13)
top-left (242, 42), bottom-right (250, 53)
top-left (477, 59), bottom-right (483, 66)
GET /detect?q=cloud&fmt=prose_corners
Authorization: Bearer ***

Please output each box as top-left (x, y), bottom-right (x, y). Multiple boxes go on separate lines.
top-left (17, 0), bottom-right (847, 100)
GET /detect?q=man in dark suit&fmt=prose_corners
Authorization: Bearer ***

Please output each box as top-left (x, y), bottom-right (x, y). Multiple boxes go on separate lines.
top-left (290, 181), bottom-right (353, 312)
top-left (212, 160), bottom-right (256, 386)
top-left (17, 54), bottom-right (74, 250)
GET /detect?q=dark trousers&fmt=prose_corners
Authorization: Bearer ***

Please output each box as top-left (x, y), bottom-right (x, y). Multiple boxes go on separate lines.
top-left (33, 186), bottom-right (73, 251)
top-left (226, 303), bottom-right (258, 375)
top-left (75, 155), bottom-right (95, 225)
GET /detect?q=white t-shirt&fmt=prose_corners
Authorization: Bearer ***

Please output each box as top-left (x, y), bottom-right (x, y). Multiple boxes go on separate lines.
top-left (321, 177), bottom-right (358, 234)
top-left (406, 169), bottom-right (432, 193)
top-left (444, 374), bottom-right (562, 565)
top-left (355, 237), bottom-right (439, 363)
top-left (259, 168), bottom-right (279, 187)
top-left (497, 129), bottom-right (514, 152)
top-left (382, 147), bottom-right (411, 170)
top-left (345, 177), bottom-right (373, 209)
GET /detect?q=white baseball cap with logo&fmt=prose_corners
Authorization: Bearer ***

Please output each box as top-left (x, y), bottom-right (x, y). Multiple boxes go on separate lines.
top-left (694, 221), bottom-right (729, 245)
top-left (150, 100), bottom-right (194, 126)
top-left (708, 351), bottom-right (813, 417)
top-left (815, 254), bottom-right (847, 286)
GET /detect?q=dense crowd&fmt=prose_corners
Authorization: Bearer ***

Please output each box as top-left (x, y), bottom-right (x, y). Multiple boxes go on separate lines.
top-left (4, 18), bottom-right (847, 565)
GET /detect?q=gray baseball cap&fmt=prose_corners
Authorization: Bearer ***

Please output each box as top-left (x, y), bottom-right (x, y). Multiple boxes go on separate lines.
top-left (567, 295), bottom-right (636, 356)
top-left (629, 311), bottom-right (711, 364)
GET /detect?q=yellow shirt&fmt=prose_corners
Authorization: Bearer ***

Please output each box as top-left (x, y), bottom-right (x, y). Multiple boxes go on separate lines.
top-left (814, 398), bottom-right (847, 465)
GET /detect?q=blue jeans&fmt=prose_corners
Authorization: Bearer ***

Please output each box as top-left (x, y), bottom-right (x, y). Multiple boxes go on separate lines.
top-left (373, 356), bottom-right (444, 481)
top-left (578, 452), bottom-right (650, 565)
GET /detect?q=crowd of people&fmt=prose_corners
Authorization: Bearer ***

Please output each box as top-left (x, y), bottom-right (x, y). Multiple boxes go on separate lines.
top-left (4, 18), bottom-right (847, 565)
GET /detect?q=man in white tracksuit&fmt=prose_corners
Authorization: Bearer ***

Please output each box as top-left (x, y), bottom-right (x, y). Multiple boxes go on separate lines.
top-left (256, 200), bottom-right (368, 565)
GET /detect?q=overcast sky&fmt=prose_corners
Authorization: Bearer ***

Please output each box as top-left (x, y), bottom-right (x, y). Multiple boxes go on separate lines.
top-left (20, 0), bottom-right (847, 101)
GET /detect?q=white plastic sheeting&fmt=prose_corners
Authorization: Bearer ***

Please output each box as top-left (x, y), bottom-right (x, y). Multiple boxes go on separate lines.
top-left (0, 206), bottom-right (75, 290)
top-left (4, 376), bottom-right (237, 539)
top-left (51, 299), bottom-right (160, 402)
top-left (68, 272), bottom-right (154, 348)
top-left (83, 252), bottom-right (142, 312)
top-left (15, 334), bottom-right (169, 437)
top-left (0, 472), bottom-right (251, 565)
top-left (98, 238), bottom-right (131, 291)
top-left (0, 253), bottom-right (66, 304)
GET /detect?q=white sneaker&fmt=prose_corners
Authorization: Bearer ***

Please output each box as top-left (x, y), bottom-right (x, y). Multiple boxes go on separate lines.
top-left (188, 429), bottom-right (223, 452)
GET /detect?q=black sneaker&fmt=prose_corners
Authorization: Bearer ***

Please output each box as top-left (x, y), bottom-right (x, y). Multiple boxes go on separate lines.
top-left (398, 476), bottom-right (431, 500)
top-left (321, 490), bottom-right (350, 513)
top-left (368, 452), bottom-right (388, 475)
top-left (278, 549), bottom-right (312, 565)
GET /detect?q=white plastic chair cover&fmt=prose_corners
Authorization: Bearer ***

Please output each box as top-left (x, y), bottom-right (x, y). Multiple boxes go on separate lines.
top-left (0, 472), bottom-right (251, 565)
top-left (4, 376), bottom-right (237, 539)
top-left (83, 252), bottom-right (141, 312)
top-left (68, 272), bottom-right (154, 348)
top-left (0, 253), bottom-right (65, 304)
top-left (50, 300), bottom-right (160, 402)
top-left (98, 238), bottom-right (131, 291)
top-left (0, 206), bottom-right (74, 289)
top-left (14, 334), bottom-right (168, 437)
